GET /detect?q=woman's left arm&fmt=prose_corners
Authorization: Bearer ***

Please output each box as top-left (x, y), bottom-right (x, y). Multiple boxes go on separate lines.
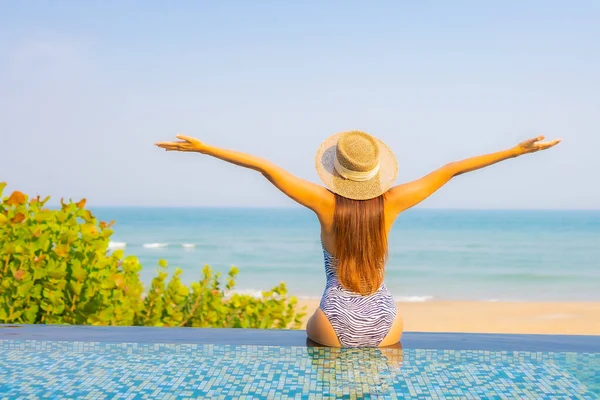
top-left (155, 135), bottom-right (333, 214)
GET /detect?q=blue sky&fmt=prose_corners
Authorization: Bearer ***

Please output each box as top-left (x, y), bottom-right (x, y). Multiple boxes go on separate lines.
top-left (1, 1), bottom-right (598, 208)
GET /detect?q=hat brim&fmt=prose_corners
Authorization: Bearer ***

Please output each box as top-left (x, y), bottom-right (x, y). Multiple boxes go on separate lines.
top-left (315, 132), bottom-right (398, 200)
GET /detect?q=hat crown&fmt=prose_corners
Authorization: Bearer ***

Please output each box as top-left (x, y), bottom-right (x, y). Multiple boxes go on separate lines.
top-left (315, 130), bottom-right (398, 200)
top-left (335, 131), bottom-right (380, 172)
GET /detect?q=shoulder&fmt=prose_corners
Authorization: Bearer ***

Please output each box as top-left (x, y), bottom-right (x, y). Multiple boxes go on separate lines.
top-left (314, 188), bottom-right (335, 228)
top-left (383, 190), bottom-right (403, 228)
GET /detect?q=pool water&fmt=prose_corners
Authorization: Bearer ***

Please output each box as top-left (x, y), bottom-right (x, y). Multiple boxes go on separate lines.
top-left (1, 326), bottom-right (599, 399)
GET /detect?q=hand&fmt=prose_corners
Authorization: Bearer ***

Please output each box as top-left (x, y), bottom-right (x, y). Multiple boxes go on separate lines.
top-left (155, 135), bottom-right (207, 153)
top-left (514, 135), bottom-right (561, 156)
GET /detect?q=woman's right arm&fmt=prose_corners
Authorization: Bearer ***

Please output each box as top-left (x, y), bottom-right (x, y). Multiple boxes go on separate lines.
top-left (386, 135), bottom-right (561, 214)
top-left (155, 135), bottom-right (334, 216)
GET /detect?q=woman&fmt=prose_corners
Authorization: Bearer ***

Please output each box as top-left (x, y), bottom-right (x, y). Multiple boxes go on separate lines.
top-left (156, 131), bottom-right (560, 347)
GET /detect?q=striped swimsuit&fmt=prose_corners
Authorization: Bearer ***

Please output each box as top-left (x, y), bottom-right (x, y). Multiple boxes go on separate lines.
top-left (319, 244), bottom-right (397, 347)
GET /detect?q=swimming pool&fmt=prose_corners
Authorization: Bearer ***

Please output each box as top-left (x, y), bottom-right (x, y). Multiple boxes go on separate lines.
top-left (1, 325), bottom-right (599, 399)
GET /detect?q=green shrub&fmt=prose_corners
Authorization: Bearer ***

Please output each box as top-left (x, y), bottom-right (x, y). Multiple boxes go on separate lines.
top-left (0, 182), bottom-right (305, 329)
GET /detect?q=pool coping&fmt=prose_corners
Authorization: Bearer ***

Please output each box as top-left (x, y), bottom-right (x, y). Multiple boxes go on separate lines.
top-left (2, 324), bottom-right (599, 352)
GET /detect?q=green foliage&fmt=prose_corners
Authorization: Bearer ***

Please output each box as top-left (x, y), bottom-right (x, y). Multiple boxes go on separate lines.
top-left (0, 183), bottom-right (305, 329)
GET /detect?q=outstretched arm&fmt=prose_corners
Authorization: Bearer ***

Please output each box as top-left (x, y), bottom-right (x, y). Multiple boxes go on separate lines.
top-left (387, 135), bottom-right (561, 214)
top-left (155, 135), bottom-right (333, 214)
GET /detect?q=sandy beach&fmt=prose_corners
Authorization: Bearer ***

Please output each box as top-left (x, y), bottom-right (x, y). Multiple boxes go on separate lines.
top-left (297, 300), bottom-right (600, 335)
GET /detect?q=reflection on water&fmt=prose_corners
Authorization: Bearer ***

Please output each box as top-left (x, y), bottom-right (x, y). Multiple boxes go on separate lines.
top-left (306, 339), bottom-right (404, 397)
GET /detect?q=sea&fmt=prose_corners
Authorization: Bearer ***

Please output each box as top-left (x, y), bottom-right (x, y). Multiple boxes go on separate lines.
top-left (91, 208), bottom-right (600, 302)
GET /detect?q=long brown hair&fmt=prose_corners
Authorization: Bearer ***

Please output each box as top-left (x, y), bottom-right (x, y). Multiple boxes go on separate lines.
top-left (333, 193), bottom-right (388, 295)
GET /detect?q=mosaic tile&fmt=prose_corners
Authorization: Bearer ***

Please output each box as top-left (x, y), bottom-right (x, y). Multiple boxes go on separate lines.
top-left (0, 340), bottom-right (598, 399)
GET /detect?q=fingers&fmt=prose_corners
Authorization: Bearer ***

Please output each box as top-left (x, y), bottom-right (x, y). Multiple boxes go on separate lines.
top-left (523, 138), bottom-right (561, 153)
top-left (537, 139), bottom-right (562, 149)
top-left (154, 142), bottom-right (175, 149)
top-left (154, 141), bottom-right (195, 152)
top-left (519, 135), bottom-right (562, 152)
top-left (525, 135), bottom-right (545, 145)
top-left (156, 134), bottom-right (201, 146)
top-left (517, 136), bottom-right (561, 155)
top-left (176, 134), bottom-right (199, 143)
top-left (154, 140), bottom-right (190, 147)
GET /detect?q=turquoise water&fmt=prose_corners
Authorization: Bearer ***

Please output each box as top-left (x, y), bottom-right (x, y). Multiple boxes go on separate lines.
top-left (92, 208), bottom-right (600, 302)
top-left (1, 340), bottom-right (598, 398)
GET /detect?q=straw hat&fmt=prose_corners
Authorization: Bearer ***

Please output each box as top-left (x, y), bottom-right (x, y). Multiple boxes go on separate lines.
top-left (315, 131), bottom-right (398, 200)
